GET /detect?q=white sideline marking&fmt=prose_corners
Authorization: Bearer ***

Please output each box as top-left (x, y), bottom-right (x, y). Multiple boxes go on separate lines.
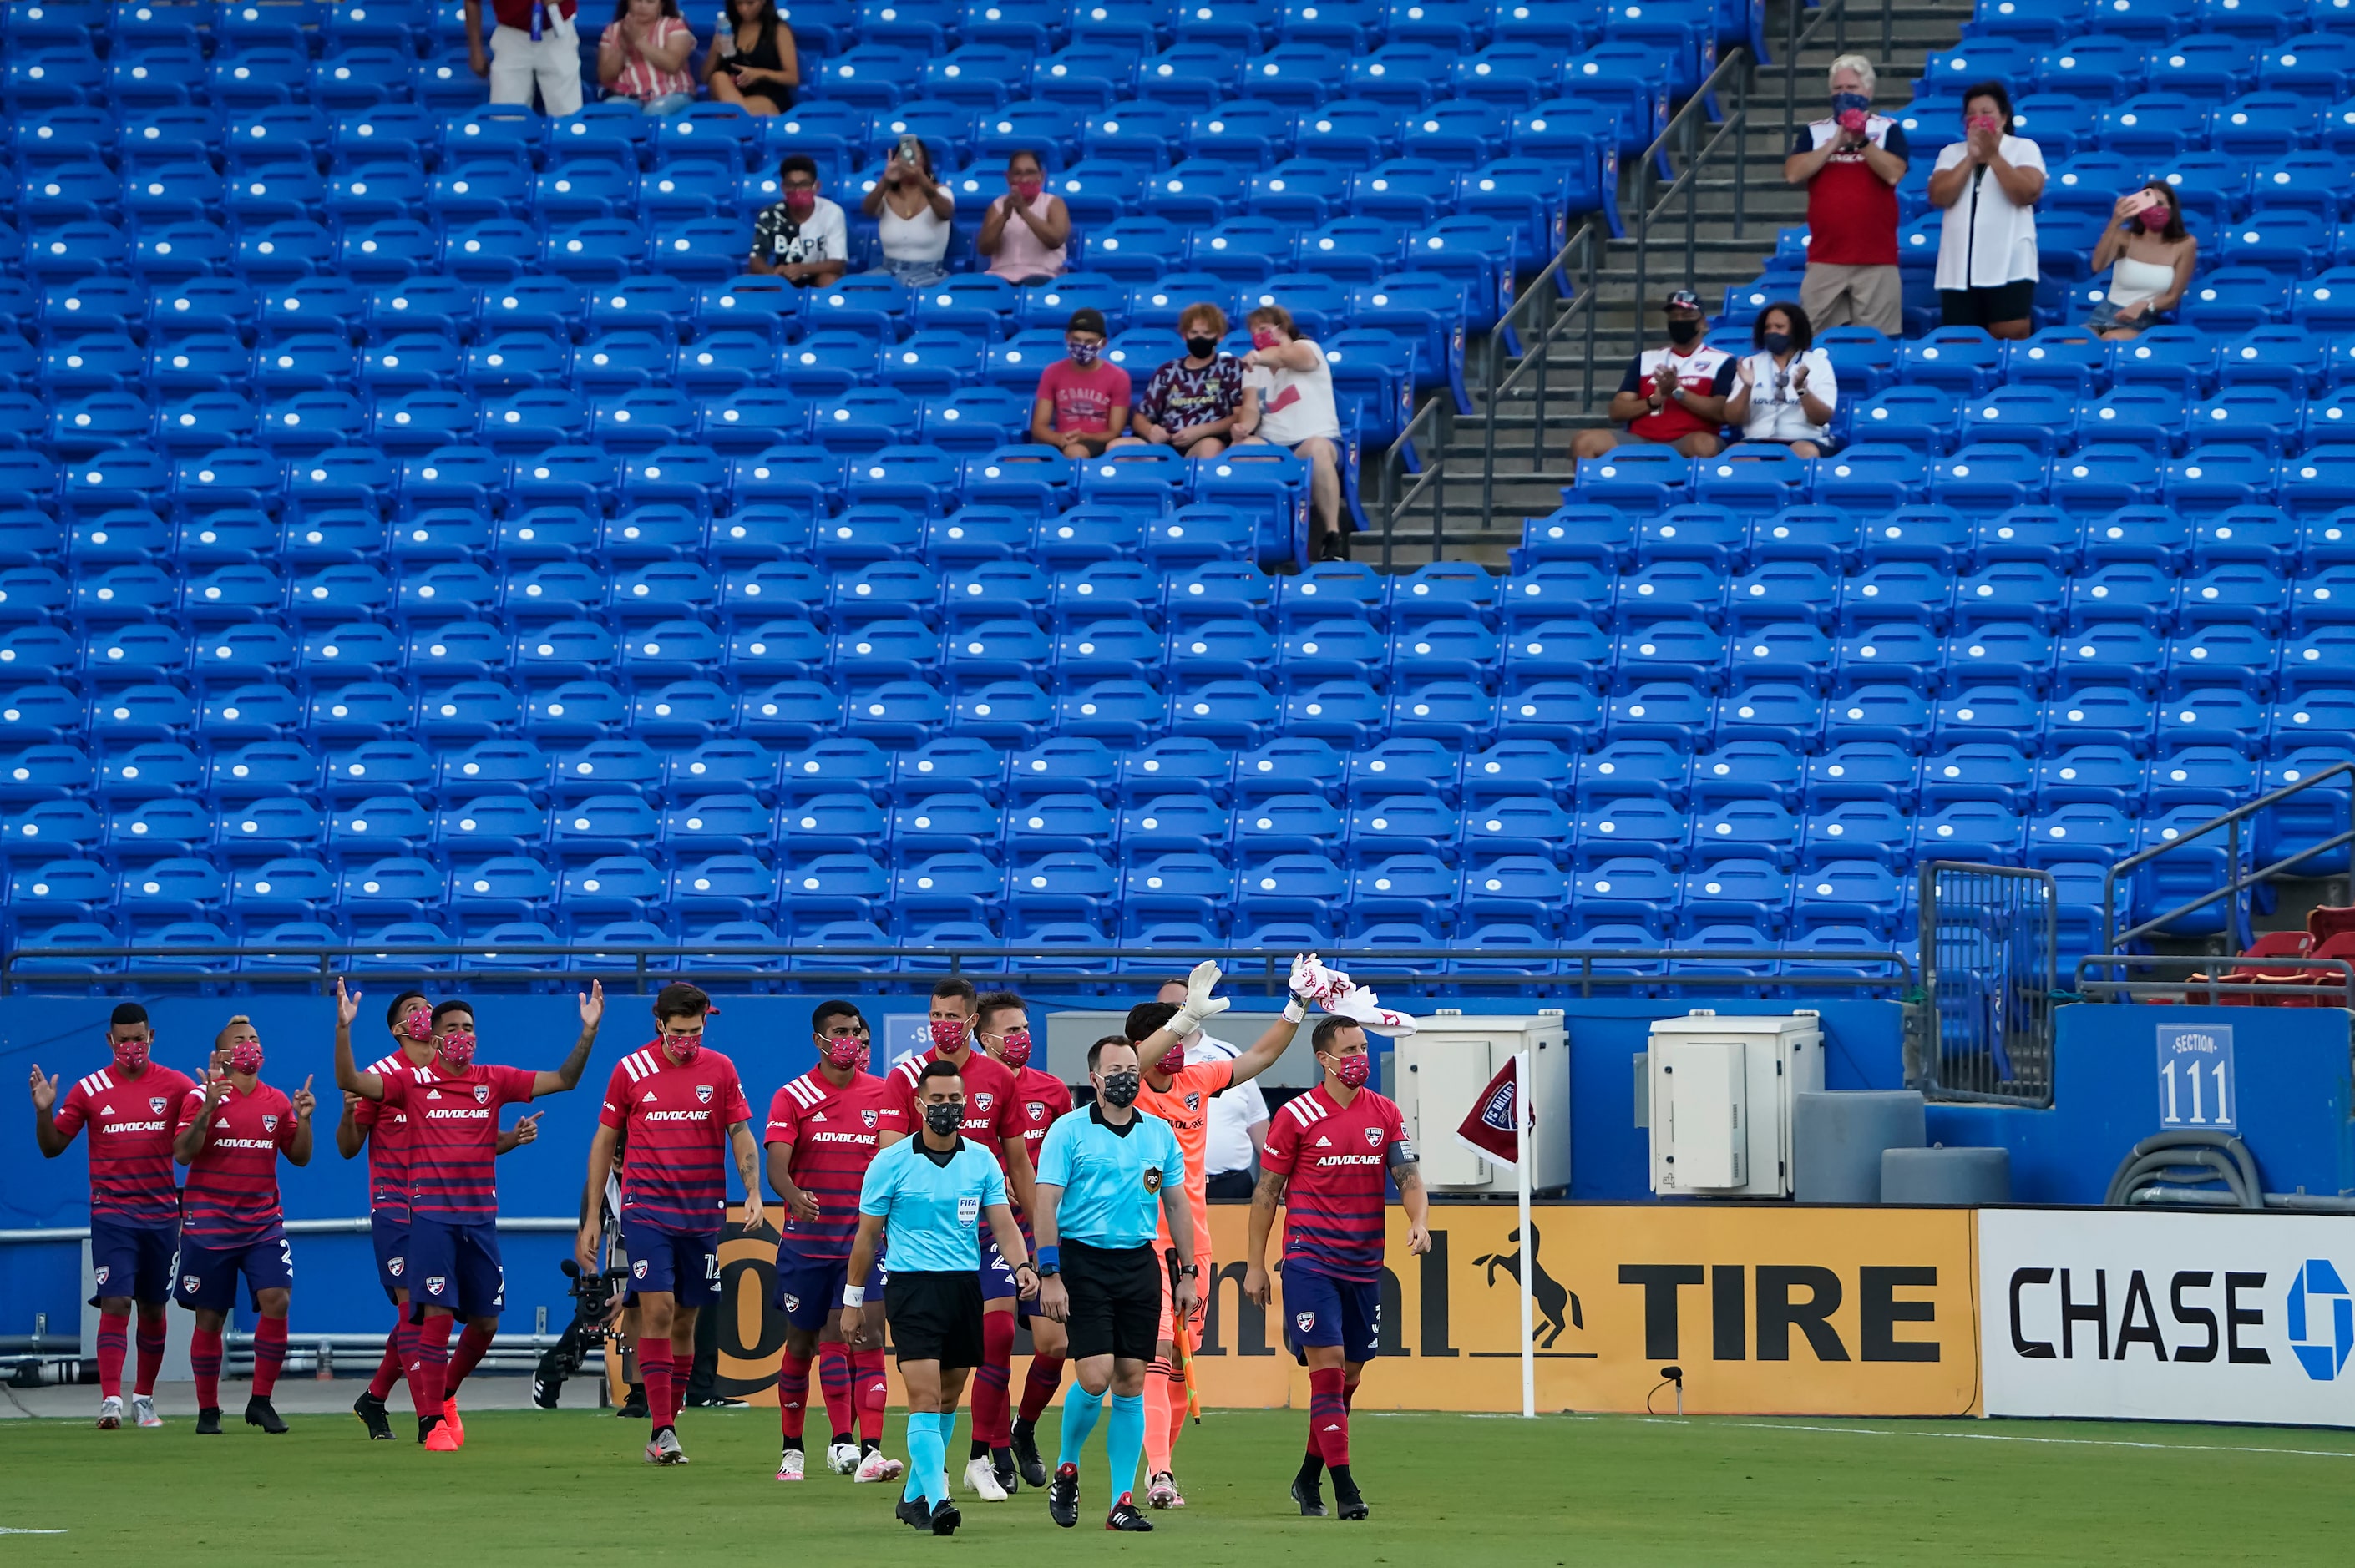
top-left (1597, 1414), bottom-right (2355, 1461)
top-left (0, 1528), bottom-right (68, 1535)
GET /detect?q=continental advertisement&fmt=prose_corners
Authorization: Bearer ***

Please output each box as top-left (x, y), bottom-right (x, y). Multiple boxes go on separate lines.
top-left (708, 1202), bottom-right (1982, 1417)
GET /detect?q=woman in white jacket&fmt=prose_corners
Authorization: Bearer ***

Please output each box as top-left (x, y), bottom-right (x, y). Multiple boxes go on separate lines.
top-left (1927, 79), bottom-right (2047, 340)
top-left (1723, 302), bottom-right (1839, 458)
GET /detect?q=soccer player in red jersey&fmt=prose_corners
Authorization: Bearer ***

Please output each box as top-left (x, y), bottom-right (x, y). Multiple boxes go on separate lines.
top-left (335, 978), bottom-right (602, 1449)
top-left (976, 990), bottom-right (1072, 1490)
top-left (341, 991), bottom-right (540, 1439)
top-left (171, 1016), bottom-right (317, 1436)
top-left (1246, 1016), bottom-right (1430, 1522)
top-left (29, 1001), bottom-right (195, 1429)
top-left (763, 999), bottom-right (907, 1484)
top-left (880, 976), bottom-right (1037, 1501)
top-left (576, 981), bottom-right (762, 1466)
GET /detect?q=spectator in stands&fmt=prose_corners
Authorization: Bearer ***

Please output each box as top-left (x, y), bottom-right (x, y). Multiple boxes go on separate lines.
top-left (748, 155), bottom-right (848, 287)
top-left (1030, 309), bottom-right (1132, 458)
top-left (1110, 304), bottom-right (1258, 461)
top-left (862, 137), bottom-right (955, 288)
top-left (1570, 290), bottom-right (1737, 461)
top-left (1928, 81), bottom-right (2047, 341)
top-left (977, 151), bottom-right (1071, 286)
top-left (2087, 181), bottom-right (2196, 341)
top-left (597, 0), bottom-right (697, 115)
top-left (1723, 302), bottom-right (1838, 458)
top-left (1236, 303), bottom-right (1348, 564)
top-left (702, 0), bottom-right (798, 115)
top-left (1785, 54), bottom-right (1907, 338)
top-left (463, 0), bottom-right (585, 116)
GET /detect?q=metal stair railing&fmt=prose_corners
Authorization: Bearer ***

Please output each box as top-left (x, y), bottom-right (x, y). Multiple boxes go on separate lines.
top-left (2099, 761), bottom-right (2355, 956)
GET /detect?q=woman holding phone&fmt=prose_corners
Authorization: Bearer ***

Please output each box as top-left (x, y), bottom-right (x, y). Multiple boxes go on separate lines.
top-left (703, 0), bottom-right (798, 114)
top-left (863, 136), bottom-right (955, 287)
top-left (2087, 181), bottom-right (2196, 341)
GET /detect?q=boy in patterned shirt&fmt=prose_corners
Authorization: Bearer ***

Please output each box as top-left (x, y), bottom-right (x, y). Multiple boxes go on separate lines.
top-left (1114, 301), bottom-right (1256, 461)
top-left (171, 1016), bottom-right (316, 1436)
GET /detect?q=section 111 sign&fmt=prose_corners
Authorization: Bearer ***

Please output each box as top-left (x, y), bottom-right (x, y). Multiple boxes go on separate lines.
top-left (2156, 1023), bottom-right (2236, 1134)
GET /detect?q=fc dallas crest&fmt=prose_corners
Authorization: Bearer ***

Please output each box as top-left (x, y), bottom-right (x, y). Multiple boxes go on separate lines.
top-left (696, 1083), bottom-right (713, 1105)
top-left (261, 1114), bottom-right (279, 1133)
top-left (149, 1096), bottom-right (167, 1114)
top-left (1364, 1125), bottom-right (1384, 1148)
top-left (1028, 1101), bottom-right (1046, 1121)
top-left (861, 1108), bottom-right (879, 1129)
top-left (474, 1085), bottom-right (489, 1105)
top-left (971, 1092), bottom-right (994, 1113)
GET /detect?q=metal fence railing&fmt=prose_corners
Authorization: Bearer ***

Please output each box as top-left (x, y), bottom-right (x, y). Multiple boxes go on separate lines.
top-left (1, 940), bottom-right (1914, 998)
top-left (1917, 861), bottom-right (2058, 1107)
top-left (2101, 761), bottom-right (2355, 956)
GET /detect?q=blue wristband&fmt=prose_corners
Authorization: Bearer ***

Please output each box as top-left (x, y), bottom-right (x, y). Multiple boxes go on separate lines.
top-left (1036, 1245), bottom-right (1060, 1273)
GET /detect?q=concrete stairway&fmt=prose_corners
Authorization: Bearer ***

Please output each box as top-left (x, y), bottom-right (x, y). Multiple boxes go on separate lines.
top-left (1359, 0), bottom-right (1981, 569)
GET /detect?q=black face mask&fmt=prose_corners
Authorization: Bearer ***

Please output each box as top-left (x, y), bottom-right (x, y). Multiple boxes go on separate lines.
top-left (1666, 318), bottom-right (1701, 346)
top-left (1184, 336), bottom-right (1218, 359)
top-left (1098, 1071), bottom-right (1141, 1110)
top-left (924, 1100), bottom-right (965, 1137)
top-left (1761, 332), bottom-right (1793, 357)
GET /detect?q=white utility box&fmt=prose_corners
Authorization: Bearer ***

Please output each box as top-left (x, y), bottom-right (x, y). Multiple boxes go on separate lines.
top-left (1647, 1011), bottom-right (1823, 1199)
top-left (1390, 1012), bottom-right (1570, 1193)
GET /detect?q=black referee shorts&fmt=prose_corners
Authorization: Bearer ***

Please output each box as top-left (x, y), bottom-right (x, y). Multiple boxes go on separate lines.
top-left (1062, 1239), bottom-right (1162, 1363)
top-left (885, 1269), bottom-right (985, 1371)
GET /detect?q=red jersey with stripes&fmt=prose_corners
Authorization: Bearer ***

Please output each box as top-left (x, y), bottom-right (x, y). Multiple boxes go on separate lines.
top-left (763, 1069), bottom-right (906, 1257)
top-left (352, 1051), bottom-right (428, 1222)
top-left (598, 1043), bottom-right (753, 1234)
top-left (54, 1062), bottom-right (196, 1226)
top-left (885, 1048), bottom-right (1026, 1179)
top-left (377, 1061), bottom-right (538, 1223)
top-left (174, 1080), bottom-right (298, 1247)
top-left (1008, 1065), bottom-right (1074, 1173)
top-left (1260, 1084), bottom-right (1410, 1284)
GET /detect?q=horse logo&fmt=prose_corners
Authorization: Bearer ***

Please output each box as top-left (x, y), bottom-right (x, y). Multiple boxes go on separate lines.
top-left (1473, 1224), bottom-right (1581, 1348)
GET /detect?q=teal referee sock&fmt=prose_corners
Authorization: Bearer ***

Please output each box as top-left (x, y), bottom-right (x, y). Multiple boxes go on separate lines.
top-left (904, 1412), bottom-right (942, 1505)
top-left (934, 1409), bottom-right (960, 1505)
top-left (1059, 1383), bottom-right (1104, 1469)
top-left (1107, 1393), bottom-right (1146, 1507)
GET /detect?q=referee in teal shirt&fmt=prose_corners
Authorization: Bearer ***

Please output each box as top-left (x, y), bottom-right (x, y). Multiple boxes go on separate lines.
top-left (1031, 1035), bottom-right (1196, 1533)
top-left (847, 1058), bottom-right (1037, 1535)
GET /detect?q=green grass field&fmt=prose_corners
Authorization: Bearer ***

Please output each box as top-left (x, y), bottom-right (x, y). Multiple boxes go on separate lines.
top-left (4, 1405), bottom-right (2351, 1565)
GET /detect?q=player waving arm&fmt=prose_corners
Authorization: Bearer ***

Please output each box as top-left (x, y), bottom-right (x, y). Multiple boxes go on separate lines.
top-left (174, 1069), bottom-right (233, 1165)
top-left (534, 980), bottom-right (605, 1098)
top-left (331, 978), bottom-right (387, 1100)
top-left (284, 1077), bottom-right (317, 1167)
top-left (28, 1066), bottom-right (70, 1156)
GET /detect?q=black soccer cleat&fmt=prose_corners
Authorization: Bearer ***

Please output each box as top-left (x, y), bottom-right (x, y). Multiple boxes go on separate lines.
top-left (929, 1500), bottom-right (961, 1536)
top-left (992, 1445), bottom-right (1020, 1495)
top-left (195, 1406), bottom-right (222, 1436)
top-left (1290, 1477), bottom-right (1328, 1517)
top-left (617, 1383), bottom-right (648, 1419)
top-left (1106, 1492), bottom-right (1154, 1531)
top-left (1337, 1492), bottom-right (1370, 1521)
top-left (1010, 1419), bottom-right (1048, 1490)
top-left (352, 1390), bottom-right (392, 1440)
top-left (244, 1397), bottom-right (288, 1434)
top-left (895, 1495), bottom-right (933, 1531)
top-left (1047, 1461), bottom-right (1081, 1529)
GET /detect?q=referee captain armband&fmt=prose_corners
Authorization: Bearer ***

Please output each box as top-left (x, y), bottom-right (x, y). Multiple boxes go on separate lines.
top-left (1035, 1246), bottom-right (1059, 1274)
top-left (841, 1285), bottom-right (865, 1308)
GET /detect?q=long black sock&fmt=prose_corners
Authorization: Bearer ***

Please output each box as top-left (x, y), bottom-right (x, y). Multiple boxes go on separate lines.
top-left (860, 1437), bottom-right (879, 1457)
top-left (831, 1430), bottom-right (853, 1448)
top-left (1296, 1448), bottom-right (1325, 1486)
top-left (782, 1435), bottom-right (803, 1454)
top-left (970, 1438), bottom-right (990, 1461)
top-left (1329, 1462), bottom-right (1360, 1500)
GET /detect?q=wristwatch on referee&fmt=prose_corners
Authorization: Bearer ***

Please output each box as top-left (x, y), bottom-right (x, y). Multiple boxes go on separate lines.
top-left (1174, 1263), bottom-right (1200, 1281)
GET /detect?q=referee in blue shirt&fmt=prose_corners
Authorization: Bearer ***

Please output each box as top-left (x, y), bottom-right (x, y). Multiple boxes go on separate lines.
top-left (845, 1058), bottom-right (1037, 1535)
top-left (1031, 1035), bottom-right (1196, 1533)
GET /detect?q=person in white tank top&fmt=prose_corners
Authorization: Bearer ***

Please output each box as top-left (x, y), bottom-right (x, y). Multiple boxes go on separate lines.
top-left (2087, 180), bottom-right (2199, 341)
top-left (1233, 303), bottom-right (1348, 562)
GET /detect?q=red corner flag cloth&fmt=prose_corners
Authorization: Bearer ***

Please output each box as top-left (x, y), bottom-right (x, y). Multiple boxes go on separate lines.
top-left (1454, 1057), bottom-right (1523, 1167)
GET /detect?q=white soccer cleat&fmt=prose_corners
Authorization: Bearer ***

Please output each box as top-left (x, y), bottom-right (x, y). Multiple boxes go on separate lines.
top-left (1147, 1471), bottom-right (1184, 1510)
top-left (854, 1449), bottom-right (905, 1484)
top-left (133, 1395), bottom-right (161, 1429)
top-left (963, 1455), bottom-right (1009, 1501)
top-left (826, 1440), bottom-right (860, 1475)
top-left (775, 1448), bottom-right (805, 1482)
top-left (644, 1429), bottom-right (689, 1465)
top-left (96, 1395), bottom-right (123, 1429)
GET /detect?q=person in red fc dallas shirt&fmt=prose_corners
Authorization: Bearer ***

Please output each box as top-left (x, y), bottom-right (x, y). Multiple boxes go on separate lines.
top-left (1570, 290), bottom-right (1739, 461)
top-left (171, 1016), bottom-right (316, 1437)
top-left (1246, 1016), bottom-right (1429, 1523)
top-left (879, 976), bottom-right (1038, 1501)
top-left (334, 977), bottom-right (602, 1450)
top-left (763, 998), bottom-right (909, 1485)
top-left (576, 980), bottom-right (762, 1468)
top-left (29, 1000), bottom-right (196, 1430)
top-left (975, 990), bottom-right (1074, 1492)
top-left (337, 990), bottom-right (540, 1440)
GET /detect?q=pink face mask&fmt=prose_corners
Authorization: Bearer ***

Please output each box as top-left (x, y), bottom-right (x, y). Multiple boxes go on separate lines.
top-left (994, 1029), bottom-right (1033, 1070)
top-left (1010, 175), bottom-right (1042, 200)
top-left (1325, 1051), bottom-right (1371, 1090)
top-left (819, 1033), bottom-right (864, 1070)
top-left (226, 1040), bottom-right (264, 1076)
top-left (398, 1009), bottom-right (433, 1044)
top-left (929, 1018), bottom-right (967, 1053)
top-left (1968, 113), bottom-right (2002, 137)
top-left (782, 189), bottom-right (817, 218)
top-left (2137, 205), bottom-right (2170, 231)
top-left (661, 1032), bottom-right (701, 1066)
top-left (1250, 326), bottom-right (1284, 350)
top-left (1155, 1042), bottom-right (1187, 1076)
top-left (111, 1038), bottom-right (150, 1072)
top-left (438, 1032), bottom-right (478, 1070)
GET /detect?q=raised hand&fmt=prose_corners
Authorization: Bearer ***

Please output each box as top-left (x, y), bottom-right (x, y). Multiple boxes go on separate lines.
top-left (292, 1075), bottom-right (317, 1120)
top-left (202, 1066), bottom-right (232, 1106)
top-left (335, 976), bottom-right (361, 1030)
top-left (29, 1066), bottom-right (58, 1114)
top-left (579, 979), bottom-right (605, 1034)
top-left (512, 1110), bottom-right (542, 1146)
